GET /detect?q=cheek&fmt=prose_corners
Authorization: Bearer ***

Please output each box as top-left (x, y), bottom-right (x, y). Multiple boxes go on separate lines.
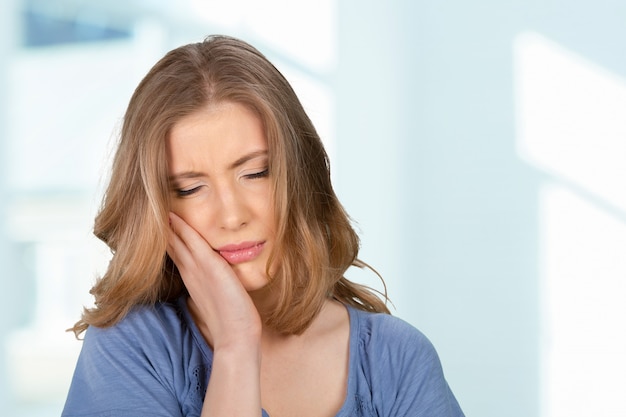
top-left (263, 210), bottom-right (277, 235)
top-left (251, 188), bottom-right (274, 219)
top-left (251, 198), bottom-right (275, 233)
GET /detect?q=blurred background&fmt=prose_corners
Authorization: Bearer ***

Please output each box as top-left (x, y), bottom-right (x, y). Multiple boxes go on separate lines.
top-left (1, 0), bottom-right (625, 416)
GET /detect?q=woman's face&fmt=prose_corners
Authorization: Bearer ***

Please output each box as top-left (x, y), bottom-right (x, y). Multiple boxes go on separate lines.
top-left (166, 101), bottom-right (275, 291)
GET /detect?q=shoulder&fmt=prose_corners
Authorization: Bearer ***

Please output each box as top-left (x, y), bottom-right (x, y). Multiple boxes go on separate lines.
top-left (85, 300), bottom-right (186, 348)
top-left (347, 307), bottom-right (465, 416)
top-left (63, 299), bottom-right (206, 417)
top-left (350, 307), bottom-right (436, 359)
top-left (78, 298), bottom-right (208, 386)
top-left (75, 300), bottom-right (193, 386)
top-left (348, 306), bottom-right (442, 384)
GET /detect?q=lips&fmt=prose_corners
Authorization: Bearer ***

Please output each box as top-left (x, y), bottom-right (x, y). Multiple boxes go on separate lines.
top-left (217, 241), bottom-right (265, 264)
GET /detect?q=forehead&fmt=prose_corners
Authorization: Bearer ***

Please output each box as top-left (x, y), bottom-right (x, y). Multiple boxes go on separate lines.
top-left (166, 102), bottom-right (267, 170)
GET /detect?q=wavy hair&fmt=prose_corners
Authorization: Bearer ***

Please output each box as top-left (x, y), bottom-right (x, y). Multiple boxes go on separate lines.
top-left (72, 35), bottom-right (389, 337)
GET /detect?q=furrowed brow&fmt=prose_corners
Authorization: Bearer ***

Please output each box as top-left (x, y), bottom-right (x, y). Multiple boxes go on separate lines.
top-left (228, 149), bottom-right (268, 170)
top-left (168, 171), bottom-right (203, 183)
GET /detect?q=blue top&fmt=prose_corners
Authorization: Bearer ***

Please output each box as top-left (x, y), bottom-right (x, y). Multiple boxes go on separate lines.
top-left (62, 297), bottom-right (464, 417)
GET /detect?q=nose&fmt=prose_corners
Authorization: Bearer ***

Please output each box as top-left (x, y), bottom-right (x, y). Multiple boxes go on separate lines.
top-left (214, 183), bottom-right (249, 230)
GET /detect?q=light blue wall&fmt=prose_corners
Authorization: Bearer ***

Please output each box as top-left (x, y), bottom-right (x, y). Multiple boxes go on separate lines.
top-left (334, 1), bottom-right (626, 417)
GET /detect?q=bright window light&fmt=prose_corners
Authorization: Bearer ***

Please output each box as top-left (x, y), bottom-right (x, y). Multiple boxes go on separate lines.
top-left (515, 32), bottom-right (626, 417)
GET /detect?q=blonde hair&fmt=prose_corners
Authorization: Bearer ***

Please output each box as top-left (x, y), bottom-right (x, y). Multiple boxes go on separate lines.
top-left (72, 35), bottom-right (389, 337)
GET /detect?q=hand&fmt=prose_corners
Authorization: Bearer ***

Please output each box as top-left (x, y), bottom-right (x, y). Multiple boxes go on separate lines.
top-left (166, 212), bottom-right (262, 351)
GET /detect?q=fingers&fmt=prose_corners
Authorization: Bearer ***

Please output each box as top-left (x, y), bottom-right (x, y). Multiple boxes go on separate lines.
top-left (166, 213), bottom-right (185, 266)
top-left (168, 212), bottom-right (207, 258)
top-left (168, 213), bottom-right (220, 270)
top-left (166, 212), bottom-right (234, 287)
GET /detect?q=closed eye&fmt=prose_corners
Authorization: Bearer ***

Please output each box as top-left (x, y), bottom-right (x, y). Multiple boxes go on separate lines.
top-left (175, 186), bottom-right (202, 197)
top-left (245, 168), bottom-right (269, 180)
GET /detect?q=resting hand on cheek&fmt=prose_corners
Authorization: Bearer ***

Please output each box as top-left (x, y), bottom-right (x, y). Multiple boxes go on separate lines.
top-left (167, 212), bottom-right (263, 416)
top-left (166, 212), bottom-right (262, 350)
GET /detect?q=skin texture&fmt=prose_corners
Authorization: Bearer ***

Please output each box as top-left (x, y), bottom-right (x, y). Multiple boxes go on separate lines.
top-left (166, 102), bottom-right (349, 416)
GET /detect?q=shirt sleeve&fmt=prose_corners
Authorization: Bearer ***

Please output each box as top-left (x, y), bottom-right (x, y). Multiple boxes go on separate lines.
top-left (367, 315), bottom-right (465, 417)
top-left (62, 309), bottom-right (186, 417)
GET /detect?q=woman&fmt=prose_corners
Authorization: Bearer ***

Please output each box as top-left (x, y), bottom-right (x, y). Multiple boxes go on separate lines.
top-left (62, 35), bottom-right (464, 417)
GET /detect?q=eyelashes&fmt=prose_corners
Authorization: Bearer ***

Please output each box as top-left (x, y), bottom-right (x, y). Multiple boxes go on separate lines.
top-left (244, 168), bottom-right (269, 180)
top-left (172, 168), bottom-right (269, 198)
top-left (175, 186), bottom-right (202, 197)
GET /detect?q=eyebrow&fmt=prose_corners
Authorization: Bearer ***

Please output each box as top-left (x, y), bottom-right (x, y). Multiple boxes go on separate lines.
top-left (168, 149), bottom-right (268, 182)
top-left (228, 149), bottom-right (268, 170)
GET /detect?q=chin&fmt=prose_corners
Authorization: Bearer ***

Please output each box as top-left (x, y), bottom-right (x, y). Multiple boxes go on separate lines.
top-left (242, 281), bottom-right (270, 293)
top-left (234, 269), bottom-right (270, 292)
